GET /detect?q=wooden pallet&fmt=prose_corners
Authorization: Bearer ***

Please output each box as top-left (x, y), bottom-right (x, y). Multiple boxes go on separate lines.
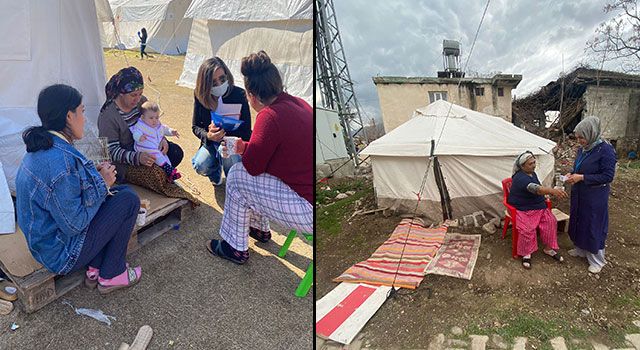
top-left (0, 186), bottom-right (191, 313)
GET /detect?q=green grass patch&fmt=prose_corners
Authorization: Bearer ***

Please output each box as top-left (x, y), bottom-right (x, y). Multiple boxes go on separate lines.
top-left (316, 178), bottom-right (366, 205)
top-left (629, 160), bottom-right (640, 169)
top-left (466, 313), bottom-right (586, 345)
top-left (317, 190), bottom-right (368, 235)
top-left (316, 178), bottom-right (370, 235)
top-left (611, 293), bottom-right (640, 309)
top-left (608, 322), bottom-right (640, 347)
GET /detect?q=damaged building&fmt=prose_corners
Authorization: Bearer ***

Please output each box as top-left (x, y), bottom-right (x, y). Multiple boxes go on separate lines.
top-left (513, 67), bottom-right (640, 156)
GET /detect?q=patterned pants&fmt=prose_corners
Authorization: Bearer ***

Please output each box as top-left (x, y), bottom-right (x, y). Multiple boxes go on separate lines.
top-left (219, 163), bottom-right (313, 251)
top-left (515, 208), bottom-right (558, 257)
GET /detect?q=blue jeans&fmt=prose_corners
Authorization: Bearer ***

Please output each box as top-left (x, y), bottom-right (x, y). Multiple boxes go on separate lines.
top-left (70, 186), bottom-right (139, 278)
top-left (192, 143), bottom-right (242, 185)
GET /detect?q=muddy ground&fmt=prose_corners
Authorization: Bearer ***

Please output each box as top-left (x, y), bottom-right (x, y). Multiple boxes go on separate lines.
top-left (317, 162), bottom-right (640, 348)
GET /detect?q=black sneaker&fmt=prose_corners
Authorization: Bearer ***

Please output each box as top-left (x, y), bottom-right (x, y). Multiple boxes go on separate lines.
top-left (249, 227), bottom-right (271, 243)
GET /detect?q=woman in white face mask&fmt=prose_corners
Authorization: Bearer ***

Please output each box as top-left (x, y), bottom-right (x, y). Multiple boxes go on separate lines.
top-left (191, 57), bottom-right (252, 187)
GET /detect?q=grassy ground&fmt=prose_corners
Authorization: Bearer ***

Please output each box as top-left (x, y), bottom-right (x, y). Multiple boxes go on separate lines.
top-left (317, 162), bottom-right (640, 348)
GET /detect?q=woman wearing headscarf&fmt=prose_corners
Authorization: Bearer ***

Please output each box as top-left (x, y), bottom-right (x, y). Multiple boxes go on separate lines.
top-left (98, 67), bottom-right (183, 183)
top-left (565, 116), bottom-right (617, 274)
top-left (509, 151), bottom-right (568, 269)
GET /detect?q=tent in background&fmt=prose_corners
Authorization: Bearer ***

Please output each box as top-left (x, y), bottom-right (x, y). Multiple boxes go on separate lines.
top-left (176, 0), bottom-right (312, 104)
top-left (0, 0), bottom-right (109, 194)
top-left (361, 100), bottom-right (557, 222)
top-left (100, 0), bottom-right (192, 55)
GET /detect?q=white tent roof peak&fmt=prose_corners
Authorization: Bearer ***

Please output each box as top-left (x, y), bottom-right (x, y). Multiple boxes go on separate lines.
top-left (185, 0), bottom-right (312, 21)
top-left (361, 100), bottom-right (556, 157)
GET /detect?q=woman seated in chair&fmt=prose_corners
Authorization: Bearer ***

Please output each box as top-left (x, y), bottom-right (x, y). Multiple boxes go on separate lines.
top-left (508, 151), bottom-right (568, 269)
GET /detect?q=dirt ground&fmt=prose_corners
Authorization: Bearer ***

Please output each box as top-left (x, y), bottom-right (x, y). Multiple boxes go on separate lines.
top-left (0, 50), bottom-right (313, 349)
top-left (317, 162), bottom-right (640, 348)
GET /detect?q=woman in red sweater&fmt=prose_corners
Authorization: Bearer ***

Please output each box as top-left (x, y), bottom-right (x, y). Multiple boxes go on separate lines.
top-left (206, 51), bottom-right (313, 264)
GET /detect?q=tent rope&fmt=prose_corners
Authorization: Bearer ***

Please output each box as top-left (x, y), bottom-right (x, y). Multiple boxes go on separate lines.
top-left (387, 0), bottom-right (491, 297)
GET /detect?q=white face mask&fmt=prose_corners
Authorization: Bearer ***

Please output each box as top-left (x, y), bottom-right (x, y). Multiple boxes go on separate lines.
top-left (210, 81), bottom-right (229, 97)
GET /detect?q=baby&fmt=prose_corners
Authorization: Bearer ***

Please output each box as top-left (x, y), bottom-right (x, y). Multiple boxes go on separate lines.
top-left (130, 101), bottom-right (181, 182)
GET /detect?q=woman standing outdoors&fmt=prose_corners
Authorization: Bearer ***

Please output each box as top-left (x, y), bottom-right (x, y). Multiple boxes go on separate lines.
top-left (565, 116), bottom-right (617, 274)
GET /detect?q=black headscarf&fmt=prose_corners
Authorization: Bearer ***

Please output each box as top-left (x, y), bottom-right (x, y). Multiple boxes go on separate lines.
top-left (100, 67), bottom-right (144, 112)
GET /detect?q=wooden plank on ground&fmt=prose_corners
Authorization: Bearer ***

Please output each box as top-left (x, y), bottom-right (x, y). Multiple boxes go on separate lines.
top-left (0, 187), bottom-right (191, 313)
top-left (316, 283), bottom-right (391, 345)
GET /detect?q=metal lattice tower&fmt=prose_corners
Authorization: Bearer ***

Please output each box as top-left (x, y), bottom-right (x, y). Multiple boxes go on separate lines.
top-left (315, 0), bottom-right (368, 167)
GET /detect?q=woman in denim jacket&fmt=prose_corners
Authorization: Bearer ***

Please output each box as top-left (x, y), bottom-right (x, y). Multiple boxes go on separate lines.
top-left (16, 84), bottom-right (142, 294)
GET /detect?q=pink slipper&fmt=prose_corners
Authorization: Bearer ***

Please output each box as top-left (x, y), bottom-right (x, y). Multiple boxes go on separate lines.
top-left (97, 266), bottom-right (142, 295)
top-left (84, 266), bottom-right (99, 289)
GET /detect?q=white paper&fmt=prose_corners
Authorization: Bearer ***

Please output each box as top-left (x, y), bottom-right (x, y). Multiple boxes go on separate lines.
top-left (217, 102), bottom-right (242, 120)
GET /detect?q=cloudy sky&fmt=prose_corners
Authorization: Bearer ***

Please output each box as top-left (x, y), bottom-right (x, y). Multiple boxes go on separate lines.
top-left (324, 0), bottom-right (619, 125)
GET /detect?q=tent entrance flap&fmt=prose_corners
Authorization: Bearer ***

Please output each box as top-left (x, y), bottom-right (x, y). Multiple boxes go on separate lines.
top-left (433, 156), bottom-right (452, 221)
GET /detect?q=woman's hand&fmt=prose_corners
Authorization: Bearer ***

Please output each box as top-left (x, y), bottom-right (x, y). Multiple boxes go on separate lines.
top-left (550, 188), bottom-right (568, 199)
top-left (159, 138), bottom-right (169, 155)
top-left (96, 161), bottom-right (117, 188)
top-left (139, 152), bottom-right (156, 167)
top-left (207, 123), bottom-right (225, 142)
top-left (566, 173), bottom-right (584, 185)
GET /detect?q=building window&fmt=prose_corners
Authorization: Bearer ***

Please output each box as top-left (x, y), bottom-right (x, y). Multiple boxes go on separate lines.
top-left (475, 87), bottom-right (485, 96)
top-left (428, 91), bottom-right (448, 103)
top-left (498, 87), bottom-right (504, 97)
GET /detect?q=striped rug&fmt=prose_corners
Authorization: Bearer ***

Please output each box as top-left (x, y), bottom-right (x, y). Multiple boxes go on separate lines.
top-left (333, 218), bottom-right (446, 289)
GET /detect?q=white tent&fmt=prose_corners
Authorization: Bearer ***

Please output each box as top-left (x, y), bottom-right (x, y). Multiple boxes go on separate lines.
top-left (0, 0), bottom-right (109, 194)
top-left (361, 100), bottom-right (557, 222)
top-left (177, 0), bottom-right (312, 104)
top-left (101, 0), bottom-right (192, 55)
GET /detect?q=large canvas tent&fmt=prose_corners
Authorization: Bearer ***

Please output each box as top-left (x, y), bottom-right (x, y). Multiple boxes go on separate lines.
top-left (361, 100), bottom-right (557, 222)
top-left (176, 0), bottom-right (313, 103)
top-left (0, 0), bottom-right (109, 195)
top-left (100, 0), bottom-right (192, 55)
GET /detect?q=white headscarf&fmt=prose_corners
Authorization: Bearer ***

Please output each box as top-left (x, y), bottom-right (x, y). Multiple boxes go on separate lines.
top-left (512, 151), bottom-right (534, 175)
top-left (574, 116), bottom-right (603, 151)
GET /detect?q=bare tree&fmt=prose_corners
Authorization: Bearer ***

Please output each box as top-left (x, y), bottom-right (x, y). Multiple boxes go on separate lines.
top-left (588, 0), bottom-right (640, 72)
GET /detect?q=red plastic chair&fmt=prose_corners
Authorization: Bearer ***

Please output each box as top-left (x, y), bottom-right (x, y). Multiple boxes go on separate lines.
top-left (501, 178), bottom-right (551, 259)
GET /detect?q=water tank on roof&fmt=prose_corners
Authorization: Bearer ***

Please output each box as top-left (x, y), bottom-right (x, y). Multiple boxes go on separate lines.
top-left (443, 40), bottom-right (460, 56)
top-left (442, 40), bottom-right (461, 73)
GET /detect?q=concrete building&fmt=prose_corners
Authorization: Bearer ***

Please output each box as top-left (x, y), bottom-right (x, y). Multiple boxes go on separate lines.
top-left (373, 74), bottom-right (522, 133)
